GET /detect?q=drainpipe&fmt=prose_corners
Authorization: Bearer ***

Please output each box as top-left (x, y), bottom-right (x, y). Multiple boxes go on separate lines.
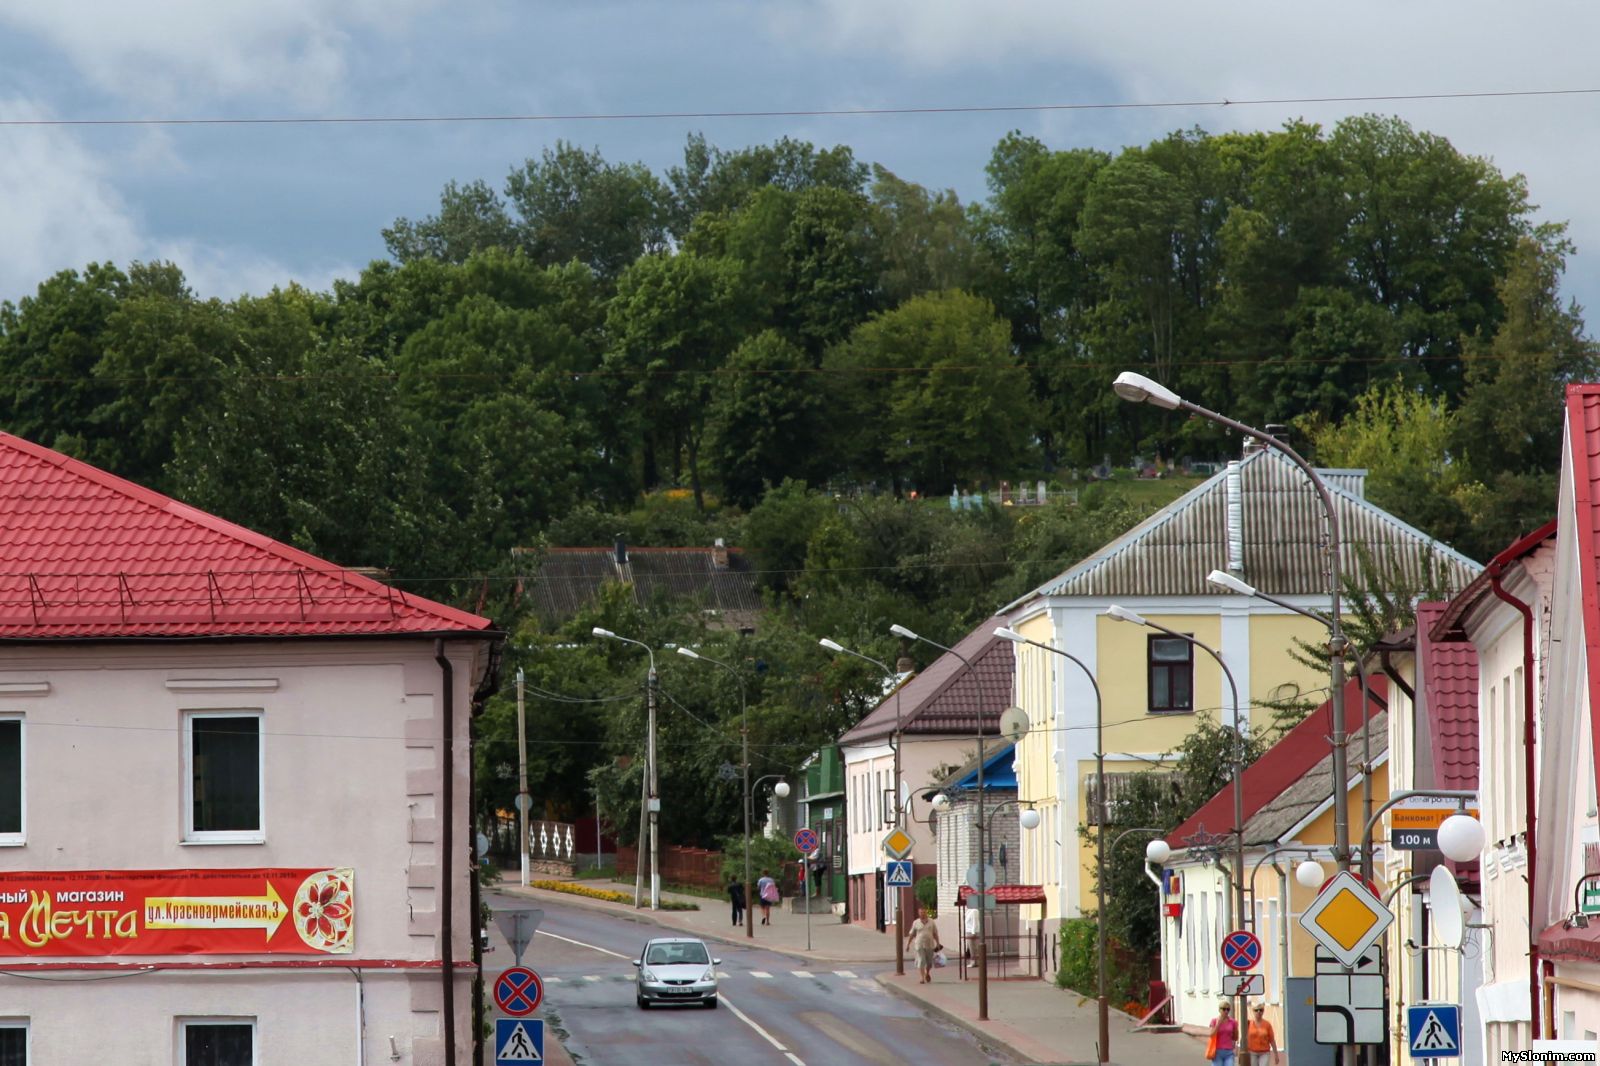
top-left (434, 640), bottom-right (457, 1066)
top-left (1486, 570), bottom-right (1539, 1039)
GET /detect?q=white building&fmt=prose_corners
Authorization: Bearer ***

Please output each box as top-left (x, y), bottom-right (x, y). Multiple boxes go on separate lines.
top-left (0, 431), bottom-right (497, 1064)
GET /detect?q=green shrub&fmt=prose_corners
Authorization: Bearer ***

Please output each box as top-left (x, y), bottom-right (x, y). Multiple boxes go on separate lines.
top-left (914, 875), bottom-right (938, 914)
top-left (1057, 917), bottom-right (1097, 991)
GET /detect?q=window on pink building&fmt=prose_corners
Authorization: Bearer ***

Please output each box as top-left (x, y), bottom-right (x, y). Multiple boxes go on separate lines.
top-left (185, 713), bottom-right (262, 843)
top-left (182, 1019), bottom-right (253, 1066)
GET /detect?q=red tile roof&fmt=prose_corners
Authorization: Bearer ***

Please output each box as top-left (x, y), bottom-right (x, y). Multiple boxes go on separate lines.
top-left (837, 617), bottom-right (1013, 744)
top-left (1167, 676), bottom-right (1388, 847)
top-left (1415, 602), bottom-right (1480, 793)
top-left (1428, 519), bottom-right (1556, 641)
top-left (956, 884), bottom-right (1046, 905)
top-left (0, 431), bottom-right (492, 640)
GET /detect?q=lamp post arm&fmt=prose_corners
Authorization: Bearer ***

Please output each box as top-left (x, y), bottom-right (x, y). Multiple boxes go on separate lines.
top-left (1384, 873), bottom-right (1433, 908)
top-left (1177, 399), bottom-right (1343, 627)
top-left (1357, 789), bottom-right (1477, 865)
top-left (1111, 826), bottom-right (1166, 853)
top-left (1248, 845), bottom-right (1320, 889)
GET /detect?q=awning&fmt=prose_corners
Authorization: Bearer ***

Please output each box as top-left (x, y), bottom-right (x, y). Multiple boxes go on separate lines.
top-left (1539, 919), bottom-right (1600, 964)
top-left (956, 884), bottom-right (1046, 906)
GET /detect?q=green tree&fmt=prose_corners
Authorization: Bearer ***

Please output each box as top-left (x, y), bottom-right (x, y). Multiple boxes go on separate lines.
top-left (704, 333), bottom-right (825, 508)
top-left (504, 142), bottom-right (671, 280)
top-left (666, 134), bottom-right (868, 236)
top-left (383, 179), bottom-right (518, 264)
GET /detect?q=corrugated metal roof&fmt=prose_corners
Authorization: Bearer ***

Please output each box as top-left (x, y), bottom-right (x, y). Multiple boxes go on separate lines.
top-left (1009, 451), bottom-right (1480, 606)
top-left (524, 547), bottom-right (761, 626)
top-left (838, 617), bottom-right (1013, 745)
top-left (0, 431), bottom-right (492, 639)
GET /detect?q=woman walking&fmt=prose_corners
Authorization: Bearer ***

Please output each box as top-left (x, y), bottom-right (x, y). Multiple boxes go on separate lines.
top-left (756, 869), bottom-right (778, 925)
top-left (1207, 1002), bottom-right (1239, 1065)
top-left (904, 906), bottom-right (942, 984)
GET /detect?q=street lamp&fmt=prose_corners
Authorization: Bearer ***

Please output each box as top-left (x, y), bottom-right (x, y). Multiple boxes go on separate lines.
top-left (1296, 859), bottom-right (1325, 890)
top-left (820, 637), bottom-right (909, 976)
top-left (1105, 603), bottom-right (1251, 1060)
top-left (592, 627), bottom-right (661, 910)
top-left (994, 624), bottom-right (1120, 1064)
top-left (1115, 373), bottom-right (1352, 876)
top-left (894, 623), bottom-right (1007, 1022)
top-left (676, 646), bottom-right (754, 940)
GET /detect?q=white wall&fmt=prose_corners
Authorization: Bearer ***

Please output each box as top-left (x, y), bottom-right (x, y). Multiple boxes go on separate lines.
top-left (0, 639), bottom-right (482, 1065)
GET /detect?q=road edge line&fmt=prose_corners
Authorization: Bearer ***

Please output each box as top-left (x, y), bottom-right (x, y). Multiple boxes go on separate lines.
top-left (719, 992), bottom-right (805, 1065)
top-left (872, 972), bottom-right (1041, 1064)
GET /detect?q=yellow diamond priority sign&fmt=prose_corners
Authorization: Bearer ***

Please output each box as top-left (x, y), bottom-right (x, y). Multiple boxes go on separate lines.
top-left (882, 828), bottom-right (915, 860)
top-left (1299, 870), bottom-right (1393, 967)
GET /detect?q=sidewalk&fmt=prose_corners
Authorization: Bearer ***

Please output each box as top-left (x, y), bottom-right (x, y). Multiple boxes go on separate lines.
top-left (497, 876), bottom-right (1203, 1064)
top-left (875, 970), bottom-right (1203, 1066)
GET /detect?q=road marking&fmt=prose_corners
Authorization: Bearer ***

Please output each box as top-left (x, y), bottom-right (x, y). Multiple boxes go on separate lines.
top-left (534, 929), bottom-right (631, 960)
top-left (832, 970), bottom-right (857, 979)
top-left (750, 970), bottom-right (773, 979)
top-left (583, 975), bottom-right (602, 982)
top-left (544, 976), bottom-right (562, 984)
top-left (791, 970), bottom-right (815, 979)
top-left (720, 993), bottom-right (806, 1066)
top-left (716, 970), bottom-right (731, 978)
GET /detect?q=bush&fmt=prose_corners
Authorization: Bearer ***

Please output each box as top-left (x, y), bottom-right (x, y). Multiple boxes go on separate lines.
top-left (1054, 917), bottom-right (1150, 1005)
top-left (1057, 918), bottom-right (1097, 991)
top-left (531, 879), bottom-right (699, 911)
top-left (914, 875), bottom-right (938, 914)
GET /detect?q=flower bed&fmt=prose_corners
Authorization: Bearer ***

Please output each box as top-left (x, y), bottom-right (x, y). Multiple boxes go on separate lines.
top-left (531, 880), bottom-right (699, 911)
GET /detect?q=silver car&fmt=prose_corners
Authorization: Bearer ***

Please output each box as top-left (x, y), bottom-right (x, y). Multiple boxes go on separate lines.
top-left (632, 937), bottom-right (720, 1009)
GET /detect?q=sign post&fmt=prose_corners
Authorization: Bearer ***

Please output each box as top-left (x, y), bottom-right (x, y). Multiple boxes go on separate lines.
top-left (795, 828), bottom-right (819, 952)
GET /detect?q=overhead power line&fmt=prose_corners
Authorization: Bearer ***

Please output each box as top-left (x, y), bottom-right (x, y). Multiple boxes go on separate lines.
top-left (2, 87), bottom-right (1598, 128)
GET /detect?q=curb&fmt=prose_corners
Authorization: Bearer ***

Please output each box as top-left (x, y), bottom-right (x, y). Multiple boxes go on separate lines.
top-left (873, 973), bottom-right (1045, 1064)
top-left (497, 884), bottom-right (894, 967)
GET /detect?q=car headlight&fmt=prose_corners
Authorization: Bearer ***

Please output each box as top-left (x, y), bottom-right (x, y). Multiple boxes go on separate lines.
top-left (641, 968), bottom-right (657, 982)
top-left (700, 968), bottom-right (715, 982)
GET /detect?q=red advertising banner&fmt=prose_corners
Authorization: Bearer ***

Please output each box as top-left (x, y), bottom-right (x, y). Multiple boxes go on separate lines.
top-left (0, 868), bottom-right (353, 957)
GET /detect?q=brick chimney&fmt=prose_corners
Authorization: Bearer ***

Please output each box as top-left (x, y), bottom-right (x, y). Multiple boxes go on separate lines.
top-left (711, 537), bottom-right (729, 570)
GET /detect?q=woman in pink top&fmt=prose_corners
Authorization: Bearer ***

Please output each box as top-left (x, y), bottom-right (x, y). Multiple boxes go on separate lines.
top-left (1208, 1002), bottom-right (1238, 1065)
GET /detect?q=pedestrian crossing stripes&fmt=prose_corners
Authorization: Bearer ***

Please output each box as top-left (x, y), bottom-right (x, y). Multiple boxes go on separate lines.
top-left (790, 971), bottom-right (815, 979)
top-left (832, 971), bottom-right (857, 979)
top-left (543, 971), bottom-right (884, 991)
top-left (750, 971), bottom-right (773, 978)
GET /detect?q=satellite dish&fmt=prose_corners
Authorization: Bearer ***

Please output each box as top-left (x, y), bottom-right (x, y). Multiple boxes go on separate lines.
top-left (999, 705), bottom-right (1031, 743)
top-left (1430, 864), bottom-right (1465, 949)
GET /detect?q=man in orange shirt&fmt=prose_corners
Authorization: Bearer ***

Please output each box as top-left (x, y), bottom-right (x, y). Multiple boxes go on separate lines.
top-left (1246, 1003), bottom-right (1281, 1064)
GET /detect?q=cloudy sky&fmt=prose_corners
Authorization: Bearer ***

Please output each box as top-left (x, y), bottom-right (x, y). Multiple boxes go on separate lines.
top-left (3, 1), bottom-right (1597, 320)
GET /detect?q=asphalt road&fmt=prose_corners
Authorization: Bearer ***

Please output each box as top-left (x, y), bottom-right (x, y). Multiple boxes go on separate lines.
top-left (484, 889), bottom-right (1017, 1066)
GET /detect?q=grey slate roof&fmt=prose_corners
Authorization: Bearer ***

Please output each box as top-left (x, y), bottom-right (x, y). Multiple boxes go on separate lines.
top-left (1007, 451), bottom-right (1480, 606)
top-left (1242, 710), bottom-right (1389, 846)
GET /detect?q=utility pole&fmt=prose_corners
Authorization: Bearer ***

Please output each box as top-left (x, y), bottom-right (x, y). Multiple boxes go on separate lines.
top-left (516, 668), bottom-right (529, 887)
top-left (977, 731), bottom-right (989, 1021)
top-left (647, 663), bottom-right (660, 910)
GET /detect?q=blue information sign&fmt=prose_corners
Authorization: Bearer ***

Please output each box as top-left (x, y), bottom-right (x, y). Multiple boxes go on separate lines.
top-left (495, 1017), bottom-right (544, 1063)
top-left (1407, 1004), bottom-right (1461, 1059)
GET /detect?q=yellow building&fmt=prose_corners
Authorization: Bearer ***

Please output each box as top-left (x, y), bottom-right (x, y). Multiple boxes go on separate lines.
top-left (1003, 450), bottom-right (1480, 943)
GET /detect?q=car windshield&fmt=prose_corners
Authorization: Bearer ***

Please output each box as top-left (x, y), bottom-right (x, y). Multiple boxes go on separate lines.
top-left (645, 942), bottom-right (710, 966)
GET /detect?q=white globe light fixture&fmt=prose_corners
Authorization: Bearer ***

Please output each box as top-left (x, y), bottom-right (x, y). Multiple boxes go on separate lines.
top-left (1437, 813), bottom-right (1486, 863)
top-left (773, 781), bottom-right (791, 799)
top-left (931, 792), bottom-right (951, 812)
top-left (1145, 839), bottom-right (1172, 865)
top-left (1295, 859), bottom-right (1325, 890)
top-left (1019, 808), bottom-right (1041, 831)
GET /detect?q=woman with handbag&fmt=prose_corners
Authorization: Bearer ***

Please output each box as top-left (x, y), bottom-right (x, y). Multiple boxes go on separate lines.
top-left (756, 869), bottom-right (779, 925)
top-left (1206, 1002), bottom-right (1238, 1064)
top-left (905, 905), bottom-right (942, 984)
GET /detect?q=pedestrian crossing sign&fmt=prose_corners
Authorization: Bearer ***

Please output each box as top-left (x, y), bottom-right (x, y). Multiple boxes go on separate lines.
top-left (1407, 1004), bottom-right (1460, 1059)
top-left (886, 860), bottom-right (914, 887)
top-left (495, 1017), bottom-right (543, 1063)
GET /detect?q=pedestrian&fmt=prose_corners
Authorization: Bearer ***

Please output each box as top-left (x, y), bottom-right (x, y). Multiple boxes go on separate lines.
top-left (1245, 1003), bottom-right (1281, 1064)
top-left (727, 877), bottom-right (746, 927)
top-left (1206, 1002), bottom-right (1238, 1065)
top-left (757, 869), bottom-right (778, 925)
top-left (905, 905), bottom-right (942, 984)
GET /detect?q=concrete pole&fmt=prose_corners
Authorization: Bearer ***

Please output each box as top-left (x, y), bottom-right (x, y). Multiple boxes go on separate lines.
top-left (648, 664), bottom-right (660, 910)
top-left (516, 668), bottom-right (529, 887)
top-left (977, 731), bottom-right (988, 1022)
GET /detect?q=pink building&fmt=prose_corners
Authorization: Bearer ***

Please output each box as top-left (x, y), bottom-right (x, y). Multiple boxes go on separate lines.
top-left (0, 432), bottom-right (497, 1064)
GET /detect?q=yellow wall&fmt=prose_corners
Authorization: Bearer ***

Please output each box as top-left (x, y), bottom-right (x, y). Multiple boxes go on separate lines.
top-left (1095, 612), bottom-right (1226, 749)
top-left (1012, 611), bottom-right (1058, 924)
top-left (1249, 613), bottom-right (1333, 711)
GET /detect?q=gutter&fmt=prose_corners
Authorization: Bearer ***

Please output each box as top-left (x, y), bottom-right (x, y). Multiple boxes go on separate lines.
top-left (435, 640), bottom-right (457, 1066)
top-left (1487, 569), bottom-right (1540, 1040)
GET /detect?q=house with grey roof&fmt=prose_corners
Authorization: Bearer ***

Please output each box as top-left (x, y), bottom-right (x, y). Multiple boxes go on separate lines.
top-left (518, 537), bottom-right (762, 630)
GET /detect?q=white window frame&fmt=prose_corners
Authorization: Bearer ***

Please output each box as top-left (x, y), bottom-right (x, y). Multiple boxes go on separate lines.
top-left (178, 1016), bottom-right (257, 1066)
top-left (182, 711), bottom-right (265, 845)
top-left (0, 1018), bottom-right (27, 1064)
top-left (0, 715), bottom-right (23, 846)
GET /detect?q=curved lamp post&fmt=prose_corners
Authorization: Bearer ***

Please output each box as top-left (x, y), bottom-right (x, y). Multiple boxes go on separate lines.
top-left (1105, 603), bottom-right (1252, 1062)
top-left (1114, 372), bottom-right (1352, 879)
top-left (891, 622), bottom-right (1004, 1022)
top-left (593, 627), bottom-right (660, 910)
top-left (993, 625), bottom-right (1122, 1064)
top-left (820, 637), bottom-right (907, 976)
top-left (675, 646), bottom-right (754, 940)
